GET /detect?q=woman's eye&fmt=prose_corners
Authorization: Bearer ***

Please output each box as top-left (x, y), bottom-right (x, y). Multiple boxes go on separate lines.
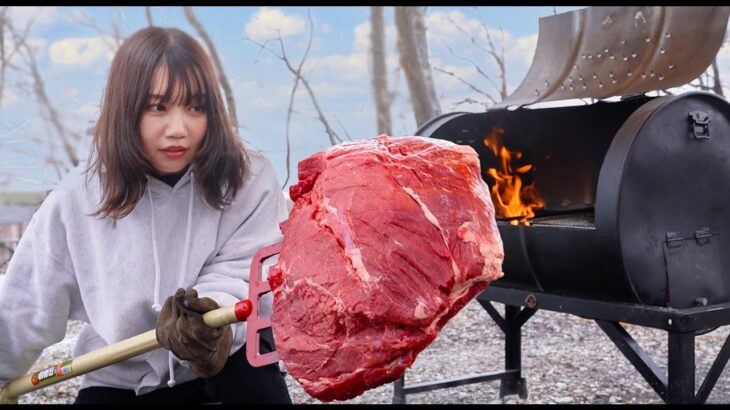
top-left (149, 103), bottom-right (165, 112)
top-left (190, 105), bottom-right (205, 113)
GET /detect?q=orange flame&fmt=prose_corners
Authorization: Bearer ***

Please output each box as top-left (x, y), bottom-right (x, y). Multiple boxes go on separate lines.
top-left (483, 126), bottom-right (544, 225)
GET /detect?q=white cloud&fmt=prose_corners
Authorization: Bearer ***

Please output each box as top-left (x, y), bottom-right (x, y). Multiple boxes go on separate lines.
top-left (305, 53), bottom-right (368, 82)
top-left (427, 10), bottom-right (512, 46)
top-left (509, 34), bottom-right (538, 66)
top-left (425, 9), bottom-right (540, 70)
top-left (244, 7), bottom-right (306, 42)
top-left (49, 36), bottom-right (115, 68)
top-left (8, 7), bottom-right (60, 30)
top-left (1, 90), bottom-right (19, 106)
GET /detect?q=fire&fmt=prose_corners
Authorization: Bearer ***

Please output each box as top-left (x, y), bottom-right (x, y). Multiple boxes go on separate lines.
top-left (483, 126), bottom-right (544, 225)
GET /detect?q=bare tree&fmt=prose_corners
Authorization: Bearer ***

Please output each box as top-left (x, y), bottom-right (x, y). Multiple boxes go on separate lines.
top-left (145, 7), bottom-right (154, 27)
top-left (683, 58), bottom-right (725, 97)
top-left (183, 7), bottom-right (240, 135)
top-left (73, 7), bottom-right (124, 53)
top-left (246, 9), bottom-right (344, 187)
top-left (7, 16), bottom-right (81, 170)
top-left (369, 6), bottom-right (392, 135)
top-left (394, 6), bottom-right (441, 128)
top-left (711, 59), bottom-right (724, 97)
top-left (432, 14), bottom-right (508, 108)
top-left (0, 7), bottom-right (7, 111)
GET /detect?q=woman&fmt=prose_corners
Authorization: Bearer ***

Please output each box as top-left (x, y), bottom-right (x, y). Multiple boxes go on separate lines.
top-left (0, 26), bottom-right (292, 404)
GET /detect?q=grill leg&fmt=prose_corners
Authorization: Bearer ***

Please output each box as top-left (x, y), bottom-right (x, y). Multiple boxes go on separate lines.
top-left (667, 331), bottom-right (695, 404)
top-left (499, 304), bottom-right (529, 399)
top-left (392, 376), bottom-right (406, 404)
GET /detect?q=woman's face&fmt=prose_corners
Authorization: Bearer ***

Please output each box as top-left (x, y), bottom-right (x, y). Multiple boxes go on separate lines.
top-left (140, 67), bottom-right (207, 175)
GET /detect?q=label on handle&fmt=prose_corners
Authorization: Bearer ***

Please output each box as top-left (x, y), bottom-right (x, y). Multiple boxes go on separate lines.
top-left (30, 360), bottom-right (73, 386)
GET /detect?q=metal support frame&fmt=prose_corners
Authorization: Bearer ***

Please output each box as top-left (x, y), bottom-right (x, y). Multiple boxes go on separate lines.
top-left (391, 296), bottom-right (535, 404)
top-left (391, 286), bottom-right (730, 404)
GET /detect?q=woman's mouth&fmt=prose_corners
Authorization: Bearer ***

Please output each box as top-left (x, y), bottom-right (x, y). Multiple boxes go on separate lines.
top-left (160, 146), bottom-right (187, 159)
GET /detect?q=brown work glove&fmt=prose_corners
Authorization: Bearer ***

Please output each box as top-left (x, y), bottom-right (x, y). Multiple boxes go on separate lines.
top-left (155, 287), bottom-right (233, 378)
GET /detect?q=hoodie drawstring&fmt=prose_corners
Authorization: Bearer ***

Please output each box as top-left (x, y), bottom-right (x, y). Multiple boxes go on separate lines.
top-left (148, 171), bottom-right (196, 388)
top-left (148, 187), bottom-right (163, 313)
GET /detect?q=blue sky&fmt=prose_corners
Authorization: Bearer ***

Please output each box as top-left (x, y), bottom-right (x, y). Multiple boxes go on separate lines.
top-left (0, 6), bottom-right (612, 192)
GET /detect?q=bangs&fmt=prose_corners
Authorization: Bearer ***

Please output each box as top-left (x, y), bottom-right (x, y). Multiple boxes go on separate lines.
top-left (153, 57), bottom-right (210, 107)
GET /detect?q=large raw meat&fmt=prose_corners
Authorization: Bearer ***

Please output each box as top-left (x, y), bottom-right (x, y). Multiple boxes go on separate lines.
top-left (268, 135), bottom-right (504, 401)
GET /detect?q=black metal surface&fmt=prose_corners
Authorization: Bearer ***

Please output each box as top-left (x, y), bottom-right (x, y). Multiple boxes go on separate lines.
top-left (596, 92), bottom-right (730, 308)
top-left (418, 92), bottom-right (730, 309)
top-left (478, 286), bottom-right (730, 332)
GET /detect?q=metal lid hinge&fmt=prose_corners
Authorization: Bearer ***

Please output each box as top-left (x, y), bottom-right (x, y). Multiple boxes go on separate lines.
top-left (694, 226), bottom-right (713, 245)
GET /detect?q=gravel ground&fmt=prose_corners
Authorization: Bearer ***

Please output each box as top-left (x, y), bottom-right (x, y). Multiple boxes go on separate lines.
top-left (9, 297), bottom-right (730, 404)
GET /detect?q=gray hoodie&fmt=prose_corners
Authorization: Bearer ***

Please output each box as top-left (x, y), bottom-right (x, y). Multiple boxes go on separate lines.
top-left (0, 149), bottom-right (289, 395)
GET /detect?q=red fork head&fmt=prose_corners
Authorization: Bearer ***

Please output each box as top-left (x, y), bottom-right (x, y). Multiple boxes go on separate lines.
top-left (246, 241), bottom-right (283, 368)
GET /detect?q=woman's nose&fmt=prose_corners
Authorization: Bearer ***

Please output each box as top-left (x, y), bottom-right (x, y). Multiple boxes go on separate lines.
top-left (165, 107), bottom-right (188, 138)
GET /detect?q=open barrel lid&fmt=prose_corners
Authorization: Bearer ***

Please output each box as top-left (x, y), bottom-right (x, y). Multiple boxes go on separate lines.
top-left (495, 7), bottom-right (730, 109)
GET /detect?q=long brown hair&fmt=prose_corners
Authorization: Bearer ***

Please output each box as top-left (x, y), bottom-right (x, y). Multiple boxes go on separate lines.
top-left (88, 26), bottom-right (246, 221)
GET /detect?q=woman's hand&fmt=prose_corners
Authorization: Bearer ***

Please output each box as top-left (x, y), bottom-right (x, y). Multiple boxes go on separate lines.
top-left (155, 287), bottom-right (233, 378)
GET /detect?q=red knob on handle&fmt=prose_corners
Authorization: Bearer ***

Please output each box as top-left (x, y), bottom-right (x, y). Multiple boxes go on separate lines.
top-left (234, 299), bottom-right (253, 321)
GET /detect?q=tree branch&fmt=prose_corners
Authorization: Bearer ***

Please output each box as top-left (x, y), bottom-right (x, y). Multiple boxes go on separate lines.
top-left (183, 7), bottom-right (240, 134)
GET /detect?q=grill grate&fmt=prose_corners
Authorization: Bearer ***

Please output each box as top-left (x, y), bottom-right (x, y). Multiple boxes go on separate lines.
top-left (531, 212), bottom-right (595, 228)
